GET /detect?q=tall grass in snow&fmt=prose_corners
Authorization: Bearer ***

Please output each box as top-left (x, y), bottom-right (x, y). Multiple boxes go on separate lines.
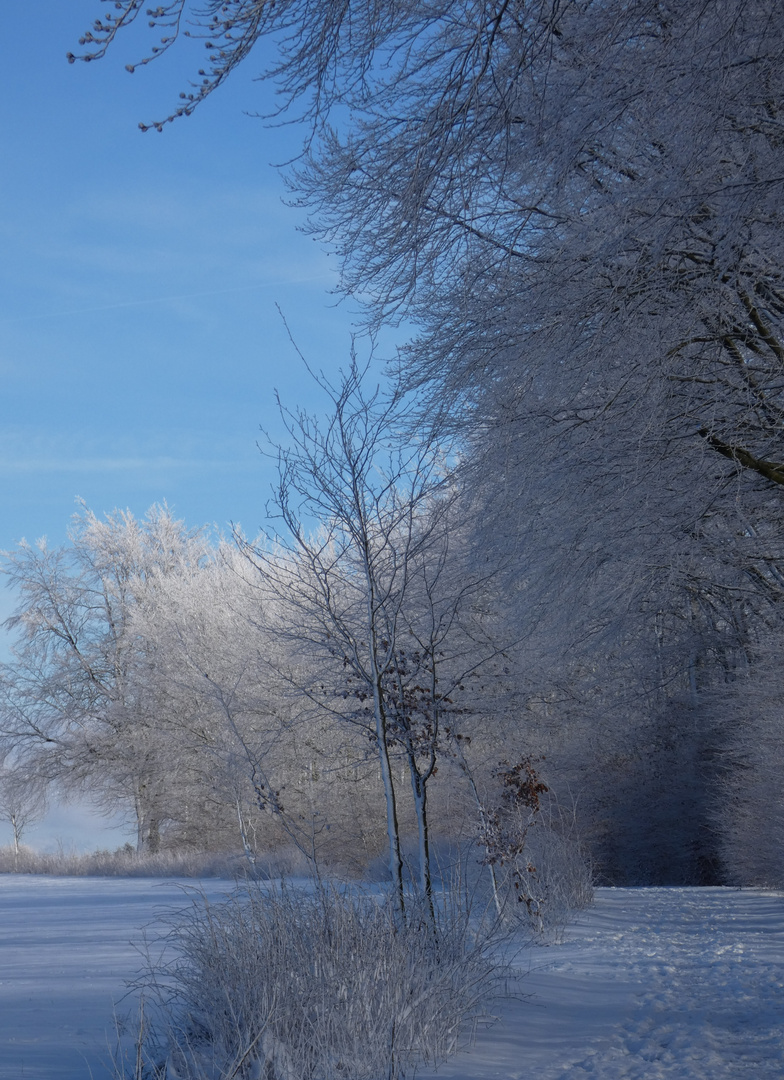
top-left (0, 843), bottom-right (310, 879)
top-left (114, 880), bottom-right (506, 1080)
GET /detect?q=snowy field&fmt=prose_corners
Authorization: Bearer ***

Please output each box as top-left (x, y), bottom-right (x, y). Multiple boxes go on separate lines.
top-left (0, 877), bottom-right (782, 1080)
top-left (0, 876), bottom-right (236, 1080)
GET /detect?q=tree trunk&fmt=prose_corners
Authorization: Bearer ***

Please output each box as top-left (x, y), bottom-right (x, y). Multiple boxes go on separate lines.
top-left (409, 759), bottom-right (436, 925)
top-left (371, 678), bottom-right (405, 920)
top-left (135, 796), bottom-right (161, 855)
top-left (11, 813), bottom-right (20, 871)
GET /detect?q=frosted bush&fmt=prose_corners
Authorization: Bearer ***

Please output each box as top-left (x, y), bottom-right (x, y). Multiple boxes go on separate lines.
top-left (501, 825), bottom-right (594, 939)
top-left (114, 880), bottom-right (504, 1080)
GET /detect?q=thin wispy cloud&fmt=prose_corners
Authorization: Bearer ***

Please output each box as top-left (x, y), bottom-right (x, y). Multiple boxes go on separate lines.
top-left (0, 455), bottom-right (258, 474)
top-left (0, 279), bottom-right (332, 324)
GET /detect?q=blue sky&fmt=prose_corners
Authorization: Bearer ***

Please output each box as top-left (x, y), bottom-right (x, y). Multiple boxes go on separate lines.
top-left (0, 4), bottom-right (380, 566)
top-left (0, 3), bottom-right (394, 849)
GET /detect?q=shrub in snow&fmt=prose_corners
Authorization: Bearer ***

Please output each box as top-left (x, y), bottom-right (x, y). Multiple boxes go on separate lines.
top-left (498, 825), bottom-right (594, 938)
top-left (114, 880), bottom-right (504, 1080)
top-left (467, 756), bottom-right (593, 936)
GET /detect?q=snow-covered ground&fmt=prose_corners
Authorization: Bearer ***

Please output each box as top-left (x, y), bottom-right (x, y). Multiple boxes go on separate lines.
top-left (0, 875), bottom-right (235, 1080)
top-left (422, 886), bottom-right (784, 1080)
top-left (0, 877), bottom-right (781, 1079)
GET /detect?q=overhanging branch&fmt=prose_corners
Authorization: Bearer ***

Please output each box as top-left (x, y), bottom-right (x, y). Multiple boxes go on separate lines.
top-left (700, 428), bottom-right (784, 486)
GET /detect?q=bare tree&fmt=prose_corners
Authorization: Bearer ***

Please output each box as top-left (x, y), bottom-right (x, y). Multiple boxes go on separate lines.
top-left (241, 361), bottom-right (502, 915)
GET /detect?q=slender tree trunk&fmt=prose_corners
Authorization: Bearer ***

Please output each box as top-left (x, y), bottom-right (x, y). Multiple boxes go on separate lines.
top-left (372, 680), bottom-right (405, 920)
top-left (362, 545), bottom-right (405, 919)
top-left (408, 758), bottom-right (436, 924)
top-left (11, 813), bottom-right (20, 871)
top-left (452, 738), bottom-right (503, 916)
top-left (236, 799), bottom-right (256, 867)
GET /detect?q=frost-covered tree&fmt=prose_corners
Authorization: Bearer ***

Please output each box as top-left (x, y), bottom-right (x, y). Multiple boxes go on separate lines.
top-left (71, 0), bottom-right (784, 620)
top-left (0, 761), bottom-right (47, 865)
top-left (0, 504), bottom-right (209, 853)
top-left (126, 542), bottom-right (358, 864)
top-left (126, 546), bottom-right (276, 855)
